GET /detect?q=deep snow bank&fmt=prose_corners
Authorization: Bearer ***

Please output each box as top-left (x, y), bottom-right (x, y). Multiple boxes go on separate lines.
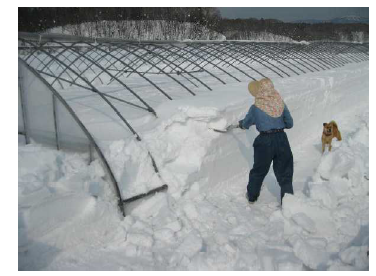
top-left (18, 143), bottom-right (126, 270)
top-left (281, 110), bottom-right (369, 270)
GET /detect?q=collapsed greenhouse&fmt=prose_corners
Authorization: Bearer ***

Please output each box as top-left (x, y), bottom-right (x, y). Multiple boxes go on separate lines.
top-left (18, 32), bottom-right (369, 216)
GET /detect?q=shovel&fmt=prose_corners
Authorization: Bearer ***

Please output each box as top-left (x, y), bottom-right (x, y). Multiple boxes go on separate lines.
top-left (210, 124), bottom-right (239, 133)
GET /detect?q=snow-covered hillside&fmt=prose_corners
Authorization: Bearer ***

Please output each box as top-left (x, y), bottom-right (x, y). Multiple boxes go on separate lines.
top-left (46, 20), bottom-right (226, 41)
top-left (45, 20), bottom-right (298, 42)
top-left (220, 30), bottom-right (294, 42)
top-left (18, 61), bottom-right (369, 270)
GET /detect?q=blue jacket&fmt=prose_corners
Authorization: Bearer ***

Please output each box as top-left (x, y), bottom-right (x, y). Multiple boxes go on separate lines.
top-left (239, 104), bottom-right (293, 132)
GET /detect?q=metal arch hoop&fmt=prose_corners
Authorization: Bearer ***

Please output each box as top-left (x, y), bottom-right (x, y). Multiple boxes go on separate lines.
top-left (18, 58), bottom-right (126, 217)
top-left (48, 40), bottom-right (158, 116)
top-left (19, 38), bottom-right (149, 139)
top-left (79, 42), bottom-right (175, 101)
top-left (115, 43), bottom-right (197, 96)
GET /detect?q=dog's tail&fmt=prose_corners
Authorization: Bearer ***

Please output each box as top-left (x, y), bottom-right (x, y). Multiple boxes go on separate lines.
top-left (330, 120), bottom-right (342, 141)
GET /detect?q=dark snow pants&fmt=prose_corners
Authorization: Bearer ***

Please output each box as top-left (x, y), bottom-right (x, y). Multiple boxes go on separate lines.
top-left (247, 131), bottom-right (294, 203)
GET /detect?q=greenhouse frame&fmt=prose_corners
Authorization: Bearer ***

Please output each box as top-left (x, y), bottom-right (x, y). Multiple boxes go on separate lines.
top-left (18, 32), bottom-right (369, 216)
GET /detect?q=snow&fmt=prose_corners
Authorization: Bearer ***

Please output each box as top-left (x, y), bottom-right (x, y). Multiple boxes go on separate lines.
top-left (18, 60), bottom-right (369, 270)
top-left (46, 20), bottom-right (225, 41)
top-left (44, 20), bottom-right (303, 43)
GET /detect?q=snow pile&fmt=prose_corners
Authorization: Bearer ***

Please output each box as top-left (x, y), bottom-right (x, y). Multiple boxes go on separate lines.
top-left (100, 89), bottom-right (254, 199)
top-left (18, 143), bottom-right (126, 270)
top-left (280, 110), bottom-right (369, 270)
top-left (100, 138), bottom-right (164, 199)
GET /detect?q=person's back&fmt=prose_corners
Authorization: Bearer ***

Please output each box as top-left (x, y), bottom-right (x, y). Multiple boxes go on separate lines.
top-left (239, 78), bottom-right (294, 204)
top-left (241, 104), bottom-right (293, 132)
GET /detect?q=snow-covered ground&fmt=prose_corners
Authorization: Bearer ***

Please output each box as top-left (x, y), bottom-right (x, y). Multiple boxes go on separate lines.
top-left (18, 61), bottom-right (369, 270)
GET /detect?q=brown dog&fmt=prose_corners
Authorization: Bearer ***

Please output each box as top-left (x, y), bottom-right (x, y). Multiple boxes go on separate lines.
top-left (322, 121), bottom-right (342, 153)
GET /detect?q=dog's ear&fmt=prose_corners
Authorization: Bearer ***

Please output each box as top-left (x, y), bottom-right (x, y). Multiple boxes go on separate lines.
top-left (323, 123), bottom-right (327, 126)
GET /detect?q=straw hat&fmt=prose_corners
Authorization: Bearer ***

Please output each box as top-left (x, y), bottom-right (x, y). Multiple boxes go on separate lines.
top-left (248, 78), bottom-right (275, 97)
top-left (248, 80), bottom-right (261, 97)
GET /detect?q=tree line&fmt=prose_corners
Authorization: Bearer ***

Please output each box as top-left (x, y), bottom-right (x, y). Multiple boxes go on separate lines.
top-left (18, 7), bottom-right (369, 42)
top-left (18, 7), bottom-right (221, 32)
top-left (217, 18), bottom-right (369, 41)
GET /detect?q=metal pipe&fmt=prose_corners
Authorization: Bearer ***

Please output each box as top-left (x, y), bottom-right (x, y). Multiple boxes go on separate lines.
top-left (19, 58), bottom-right (126, 217)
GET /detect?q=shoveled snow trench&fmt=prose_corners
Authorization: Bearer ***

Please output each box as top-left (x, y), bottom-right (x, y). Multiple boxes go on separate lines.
top-left (18, 62), bottom-right (369, 270)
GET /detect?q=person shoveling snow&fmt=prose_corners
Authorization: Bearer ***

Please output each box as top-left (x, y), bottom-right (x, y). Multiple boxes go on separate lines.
top-left (238, 78), bottom-right (294, 204)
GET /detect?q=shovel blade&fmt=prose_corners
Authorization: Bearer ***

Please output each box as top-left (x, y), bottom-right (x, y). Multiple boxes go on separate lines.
top-left (211, 124), bottom-right (238, 133)
top-left (212, 128), bottom-right (227, 133)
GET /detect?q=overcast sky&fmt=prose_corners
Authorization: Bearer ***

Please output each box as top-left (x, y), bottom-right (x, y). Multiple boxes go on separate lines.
top-left (217, 7), bottom-right (369, 22)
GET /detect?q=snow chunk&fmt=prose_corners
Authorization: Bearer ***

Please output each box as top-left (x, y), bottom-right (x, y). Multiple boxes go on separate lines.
top-left (288, 235), bottom-right (330, 270)
top-left (183, 202), bottom-right (199, 219)
top-left (282, 193), bottom-right (336, 237)
top-left (291, 213), bottom-right (317, 234)
top-left (317, 148), bottom-right (355, 180)
top-left (102, 138), bottom-right (165, 198)
top-left (176, 231), bottom-right (203, 258)
top-left (178, 106), bottom-right (220, 121)
top-left (130, 193), bottom-right (168, 219)
top-left (127, 232), bottom-right (154, 248)
top-left (154, 228), bottom-right (175, 243)
top-left (165, 220), bottom-right (182, 232)
top-left (308, 182), bottom-right (338, 209)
